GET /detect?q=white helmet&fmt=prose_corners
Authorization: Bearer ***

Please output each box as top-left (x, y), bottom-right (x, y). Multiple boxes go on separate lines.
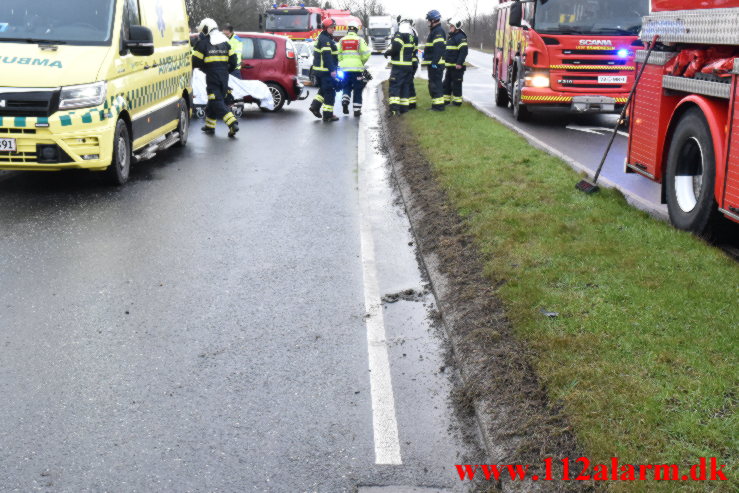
top-left (398, 19), bottom-right (413, 34)
top-left (347, 19), bottom-right (361, 32)
top-left (447, 17), bottom-right (463, 30)
top-left (198, 18), bottom-right (218, 35)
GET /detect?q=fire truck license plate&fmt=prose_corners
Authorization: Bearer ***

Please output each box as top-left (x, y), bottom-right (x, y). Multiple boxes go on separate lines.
top-left (598, 76), bottom-right (627, 84)
top-left (0, 138), bottom-right (16, 152)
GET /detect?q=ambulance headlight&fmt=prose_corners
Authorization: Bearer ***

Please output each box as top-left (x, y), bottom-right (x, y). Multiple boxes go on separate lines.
top-left (59, 82), bottom-right (107, 110)
top-left (525, 72), bottom-right (550, 88)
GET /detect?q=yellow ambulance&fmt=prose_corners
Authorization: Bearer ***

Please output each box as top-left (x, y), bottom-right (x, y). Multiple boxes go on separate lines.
top-left (0, 0), bottom-right (193, 185)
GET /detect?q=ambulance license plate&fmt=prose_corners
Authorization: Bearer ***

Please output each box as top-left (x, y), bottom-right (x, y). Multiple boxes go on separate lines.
top-left (0, 138), bottom-right (16, 152)
top-left (598, 76), bottom-right (627, 84)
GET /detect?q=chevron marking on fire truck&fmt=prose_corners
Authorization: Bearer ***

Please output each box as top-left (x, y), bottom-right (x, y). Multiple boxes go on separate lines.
top-left (521, 95), bottom-right (574, 102)
top-left (550, 65), bottom-right (636, 71)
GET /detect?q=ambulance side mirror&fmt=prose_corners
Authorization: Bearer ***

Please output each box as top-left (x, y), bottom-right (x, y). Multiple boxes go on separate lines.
top-left (509, 2), bottom-right (523, 28)
top-left (126, 26), bottom-right (155, 56)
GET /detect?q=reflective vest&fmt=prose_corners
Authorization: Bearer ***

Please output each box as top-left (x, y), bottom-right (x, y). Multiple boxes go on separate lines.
top-left (338, 32), bottom-right (371, 72)
top-left (228, 34), bottom-right (243, 66)
top-left (445, 29), bottom-right (468, 67)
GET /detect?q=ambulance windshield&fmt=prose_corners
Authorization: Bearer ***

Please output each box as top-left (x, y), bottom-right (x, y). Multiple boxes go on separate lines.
top-left (534, 0), bottom-right (649, 36)
top-left (0, 0), bottom-right (115, 45)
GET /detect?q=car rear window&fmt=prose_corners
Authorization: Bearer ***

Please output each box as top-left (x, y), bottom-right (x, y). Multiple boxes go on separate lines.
top-left (257, 38), bottom-right (277, 59)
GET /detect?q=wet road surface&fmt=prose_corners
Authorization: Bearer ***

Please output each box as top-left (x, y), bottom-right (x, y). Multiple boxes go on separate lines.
top-left (0, 59), bottom-right (484, 492)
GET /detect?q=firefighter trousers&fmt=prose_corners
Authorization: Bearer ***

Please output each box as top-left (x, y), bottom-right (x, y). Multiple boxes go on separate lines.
top-left (341, 72), bottom-right (366, 111)
top-left (443, 67), bottom-right (465, 105)
top-left (310, 72), bottom-right (337, 117)
top-left (389, 65), bottom-right (413, 113)
top-left (427, 66), bottom-right (445, 109)
top-left (409, 62), bottom-right (418, 109)
top-left (205, 80), bottom-right (238, 130)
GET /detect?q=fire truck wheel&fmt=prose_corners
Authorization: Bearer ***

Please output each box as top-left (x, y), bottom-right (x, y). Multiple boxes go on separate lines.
top-left (512, 79), bottom-right (530, 122)
top-left (495, 83), bottom-right (509, 107)
top-left (104, 119), bottom-right (132, 186)
top-left (665, 108), bottom-right (721, 235)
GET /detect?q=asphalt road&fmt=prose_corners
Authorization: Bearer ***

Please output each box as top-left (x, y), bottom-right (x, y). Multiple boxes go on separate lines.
top-left (453, 50), bottom-right (668, 218)
top-left (0, 59), bottom-right (483, 492)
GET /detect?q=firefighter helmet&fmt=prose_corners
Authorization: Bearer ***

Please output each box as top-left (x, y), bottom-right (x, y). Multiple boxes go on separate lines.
top-left (347, 20), bottom-right (360, 32)
top-left (398, 19), bottom-right (413, 34)
top-left (426, 10), bottom-right (442, 22)
top-left (197, 18), bottom-right (218, 35)
top-left (447, 18), bottom-right (463, 30)
top-left (322, 18), bottom-right (336, 29)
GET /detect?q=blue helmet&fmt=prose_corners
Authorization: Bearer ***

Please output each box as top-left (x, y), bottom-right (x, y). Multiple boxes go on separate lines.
top-left (426, 10), bottom-right (441, 22)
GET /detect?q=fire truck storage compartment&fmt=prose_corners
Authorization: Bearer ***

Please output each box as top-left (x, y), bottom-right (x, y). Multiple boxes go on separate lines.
top-left (627, 55), bottom-right (681, 181)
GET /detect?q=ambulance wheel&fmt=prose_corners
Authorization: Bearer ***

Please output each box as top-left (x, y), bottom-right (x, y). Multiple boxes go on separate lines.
top-left (261, 82), bottom-right (286, 112)
top-left (665, 108), bottom-right (722, 235)
top-left (512, 79), bottom-right (530, 122)
top-left (495, 83), bottom-right (509, 107)
top-left (105, 119), bottom-right (131, 186)
top-left (175, 98), bottom-right (189, 148)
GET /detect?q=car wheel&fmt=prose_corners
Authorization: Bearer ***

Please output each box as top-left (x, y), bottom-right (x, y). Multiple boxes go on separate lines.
top-left (512, 78), bottom-right (530, 122)
top-left (104, 119), bottom-right (131, 186)
top-left (665, 108), bottom-right (722, 235)
top-left (260, 82), bottom-right (287, 112)
top-left (175, 98), bottom-right (189, 148)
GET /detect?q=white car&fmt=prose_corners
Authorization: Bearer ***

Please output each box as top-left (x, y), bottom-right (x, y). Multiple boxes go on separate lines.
top-left (294, 40), bottom-right (315, 86)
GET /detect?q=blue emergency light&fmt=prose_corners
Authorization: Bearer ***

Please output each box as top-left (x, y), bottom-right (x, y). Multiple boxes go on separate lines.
top-left (617, 49), bottom-right (629, 58)
top-left (337, 70), bottom-right (346, 80)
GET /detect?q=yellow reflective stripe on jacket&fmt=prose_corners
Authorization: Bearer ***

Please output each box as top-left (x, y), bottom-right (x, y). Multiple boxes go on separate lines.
top-left (192, 50), bottom-right (204, 59)
top-left (204, 55), bottom-right (229, 63)
top-left (391, 60), bottom-right (413, 66)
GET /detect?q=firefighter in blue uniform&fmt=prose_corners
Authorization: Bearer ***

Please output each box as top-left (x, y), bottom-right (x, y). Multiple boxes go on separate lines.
top-left (385, 19), bottom-right (416, 115)
top-left (443, 18), bottom-right (468, 106)
top-left (192, 18), bottom-right (240, 137)
top-left (409, 20), bottom-right (420, 110)
top-left (423, 10), bottom-right (446, 111)
top-left (309, 18), bottom-right (340, 122)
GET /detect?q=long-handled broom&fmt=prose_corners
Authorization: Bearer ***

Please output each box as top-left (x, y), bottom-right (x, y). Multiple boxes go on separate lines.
top-left (576, 35), bottom-right (660, 194)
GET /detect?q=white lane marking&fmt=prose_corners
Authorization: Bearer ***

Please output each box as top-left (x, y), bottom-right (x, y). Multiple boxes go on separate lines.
top-left (567, 124), bottom-right (629, 138)
top-left (357, 81), bottom-right (402, 466)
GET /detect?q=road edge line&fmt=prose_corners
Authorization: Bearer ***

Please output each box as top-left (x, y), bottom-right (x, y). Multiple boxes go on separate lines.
top-left (357, 80), bottom-right (403, 466)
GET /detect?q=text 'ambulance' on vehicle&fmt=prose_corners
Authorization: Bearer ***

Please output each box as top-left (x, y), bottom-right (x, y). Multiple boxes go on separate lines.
top-left (0, 0), bottom-right (193, 185)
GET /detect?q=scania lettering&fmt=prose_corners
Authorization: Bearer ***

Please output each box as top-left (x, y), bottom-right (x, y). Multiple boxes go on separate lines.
top-left (493, 0), bottom-right (649, 121)
top-left (625, 0), bottom-right (739, 233)
top-left (0, 0), bottom-right (193, 185)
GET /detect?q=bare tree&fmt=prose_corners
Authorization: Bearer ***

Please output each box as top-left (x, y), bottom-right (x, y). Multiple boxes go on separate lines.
top-left (336, 0), bottom-right (386, 28)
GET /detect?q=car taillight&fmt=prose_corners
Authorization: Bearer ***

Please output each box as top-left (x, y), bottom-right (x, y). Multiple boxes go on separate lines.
top-left (286, 48), bottom-right (295, 59)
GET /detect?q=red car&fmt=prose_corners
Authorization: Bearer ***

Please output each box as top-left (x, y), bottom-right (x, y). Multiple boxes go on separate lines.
top-left (234, 32), bottom-right (308, 111)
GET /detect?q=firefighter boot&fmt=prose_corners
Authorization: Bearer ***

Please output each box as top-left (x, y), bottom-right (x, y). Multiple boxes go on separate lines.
top-left (309, 100), bottom-right (322, 119)
top-left (323, 112), bottom-right (339, 122)
top-left (201, 126), bottom-right (215, 135)
top-left (342, 100), bottom-right (350, 115)
top-left (228, 122), bottom-right (240, 138)
top-left (354, 110), bottom-right (361, 117)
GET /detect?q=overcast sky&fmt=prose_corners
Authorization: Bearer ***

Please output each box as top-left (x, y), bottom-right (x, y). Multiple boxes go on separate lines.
top-left (387, 0), bottom-right (496, 21)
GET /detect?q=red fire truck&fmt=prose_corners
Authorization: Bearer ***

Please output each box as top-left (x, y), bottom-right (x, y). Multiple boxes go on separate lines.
top-left (626, 0), bottom-right (739, 233)
top-left (493, 0), bottom-right (650, 121)
top-left (263, 4), bottom-right (362, 41)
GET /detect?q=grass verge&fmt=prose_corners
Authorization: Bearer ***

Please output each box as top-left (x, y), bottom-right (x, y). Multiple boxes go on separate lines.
top-left (394, 80), bottom-right (738, 491)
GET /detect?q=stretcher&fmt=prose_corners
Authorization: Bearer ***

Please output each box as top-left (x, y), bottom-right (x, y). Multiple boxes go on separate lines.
top-left (192, 69), bottom-right (276, 119)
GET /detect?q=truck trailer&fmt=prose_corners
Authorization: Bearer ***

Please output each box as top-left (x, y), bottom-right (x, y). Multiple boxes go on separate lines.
top-left (626, 0), bottom-right (739, 233)
top-left (367, 16), bottom-right (394, 54)
top-left (493, 0), bottom-right (649, 121)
